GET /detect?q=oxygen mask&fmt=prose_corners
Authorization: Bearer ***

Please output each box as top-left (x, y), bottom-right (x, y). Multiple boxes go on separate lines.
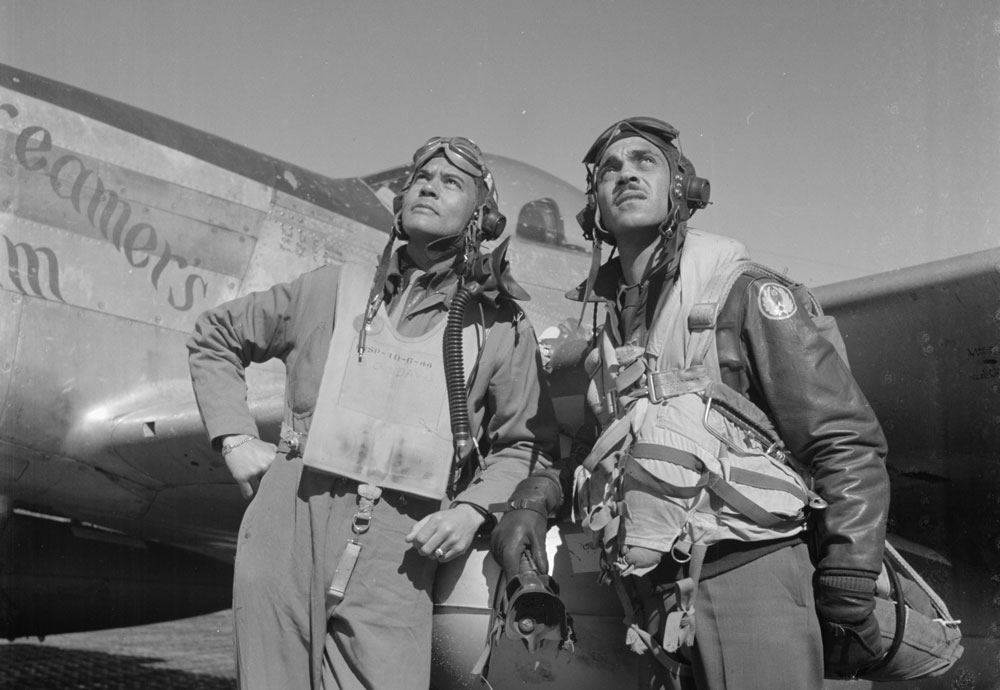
top-left (500, 553), bottom-right (575, 654)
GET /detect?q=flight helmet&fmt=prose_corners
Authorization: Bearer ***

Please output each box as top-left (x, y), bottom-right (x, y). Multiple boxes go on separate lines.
top-left (576, 117), bottom-right (710, 246)
top-left (392, 136), bottom-right (506, 242)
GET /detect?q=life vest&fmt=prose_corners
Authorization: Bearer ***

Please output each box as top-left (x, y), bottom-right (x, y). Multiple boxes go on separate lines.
top-left (302, 262), bottom-right (487, 501)
top-left (577, 231), bottom-right (822, 576)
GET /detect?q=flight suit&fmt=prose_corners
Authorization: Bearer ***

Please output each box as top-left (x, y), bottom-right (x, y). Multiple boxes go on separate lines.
top-left (566, 229), bottom-right (889, 690)
top-left (187, 250), bottom-right (558, 690)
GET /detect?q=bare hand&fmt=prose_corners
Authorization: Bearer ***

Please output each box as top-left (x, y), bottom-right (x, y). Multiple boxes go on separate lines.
top-left (224, 438), bottom-right (277, 499)
top-left (405, 504), bottom-right (485, 563)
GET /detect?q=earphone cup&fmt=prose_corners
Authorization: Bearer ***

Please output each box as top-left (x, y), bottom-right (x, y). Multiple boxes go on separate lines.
top-left (391, 194), bottom-right (408, 239)
top-left (576, 205), bottom-right (595, 241)
top-left (671, 174), bottom-right (711, 221)
top-left (479, 204), bottom-right (506, 241)
top-left (576, 202), bottom-right (615, 246)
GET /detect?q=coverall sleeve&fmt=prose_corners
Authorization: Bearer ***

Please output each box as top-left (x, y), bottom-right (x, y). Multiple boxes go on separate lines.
top-left (186, 278), bottom-right (301, 446)
top-left (740, 277), bottom-right (890, 577)
top-left (453, 305), bottom-right (560, 512)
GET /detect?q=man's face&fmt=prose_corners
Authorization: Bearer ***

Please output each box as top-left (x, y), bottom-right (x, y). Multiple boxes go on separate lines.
top-left (594, 136), bottom-right (673, 239)
top-left (400, 155), bottom-right (480, 242)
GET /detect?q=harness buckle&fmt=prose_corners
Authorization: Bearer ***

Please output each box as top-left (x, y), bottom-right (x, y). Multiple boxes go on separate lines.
top-left (646, 371), bottom-right (664, 404)
top-left (352, 513), bottom-right (372, 535)
top-left (279, 426), bottom-right (305, 457)
top-left (352, 483), bottom-right (382, 535)
top-left (764, 442), bottom-right (786, 463)
top-left (703, 395), bottom-right (787, 462)
top-left (701, 395), bottom-right (734, 451)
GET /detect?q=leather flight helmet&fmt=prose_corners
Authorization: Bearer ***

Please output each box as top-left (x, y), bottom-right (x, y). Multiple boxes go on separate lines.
top-left (576, 116), bottom-right (710, 246)
top-left (392, 136), bottom-right (506, 242)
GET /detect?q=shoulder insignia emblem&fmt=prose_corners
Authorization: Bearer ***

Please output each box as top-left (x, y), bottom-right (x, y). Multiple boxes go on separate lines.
top-left (757, 282), bottom-right (797, 320)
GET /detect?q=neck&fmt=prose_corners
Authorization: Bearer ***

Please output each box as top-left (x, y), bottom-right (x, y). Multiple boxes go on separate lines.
top-left (404, 233), bottom-right (463, 272)
top-left (615, 228), bottom-right (664, 285)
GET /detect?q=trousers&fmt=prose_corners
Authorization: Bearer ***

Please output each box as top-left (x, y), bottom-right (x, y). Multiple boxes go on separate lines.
top-left (638, 542), bottom-right (823, 690)
top-left (233, 452), bottom-right (439, 690)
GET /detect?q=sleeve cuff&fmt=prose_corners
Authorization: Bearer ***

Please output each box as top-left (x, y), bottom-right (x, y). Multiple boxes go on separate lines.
top-left (450, 500), bottom-right (498, 538)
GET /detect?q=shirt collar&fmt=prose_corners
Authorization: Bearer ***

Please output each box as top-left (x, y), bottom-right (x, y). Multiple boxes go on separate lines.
top-left (384, 244), bottom-right (463, 311)
top-left (565, 226), bottom-right (686, 304)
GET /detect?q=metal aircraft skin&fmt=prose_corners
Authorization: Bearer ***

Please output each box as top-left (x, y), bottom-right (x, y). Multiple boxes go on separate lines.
top-left (0, 63), bottom-right (992, 689)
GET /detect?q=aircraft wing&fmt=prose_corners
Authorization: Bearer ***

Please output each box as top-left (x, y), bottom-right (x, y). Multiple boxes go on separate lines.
top-left (816, 249), bottom-right (1000, 685)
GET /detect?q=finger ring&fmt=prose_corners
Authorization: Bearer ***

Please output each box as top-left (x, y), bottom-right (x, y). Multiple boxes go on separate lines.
top-left (433, 547), bottom-right (445, 559)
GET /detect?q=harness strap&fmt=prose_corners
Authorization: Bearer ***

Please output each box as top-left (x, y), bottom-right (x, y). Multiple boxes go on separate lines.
top-left (685, 259), bottom-right (752, 366)
top-left (645, 366), bottom-right (711, 402)
top-left (326, 541), bottom-right (362, 611)
top-left (702, 473), bottom-right (802, 529)
top-left (616, 357), bottom-right (647, 394)
top-left (581, 405), bottom-right (640, 473)
top-left (623, 455), bottom-right (710, 500)
top-left (631, 442), bottom-right (703, 471)
top-left (728, 467), bottom-right (808, 500)
top-left (629, 442), bottom-right (806, 529)
top-left (662, 542), bottom-right (708, 652)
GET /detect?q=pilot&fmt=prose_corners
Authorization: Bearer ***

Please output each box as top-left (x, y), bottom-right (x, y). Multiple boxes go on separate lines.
top-left (490, 117), bottom-right (890, 688)
top-left (187, 136), bottom-right (557, 690)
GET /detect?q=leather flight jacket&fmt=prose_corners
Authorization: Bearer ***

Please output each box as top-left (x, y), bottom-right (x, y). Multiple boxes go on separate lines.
top-left (571, 229), bottom-right (890, 580)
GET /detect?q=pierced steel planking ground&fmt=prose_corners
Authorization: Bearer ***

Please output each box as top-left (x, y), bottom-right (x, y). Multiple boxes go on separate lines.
top-left (1, 611), bottom-right (236, 690)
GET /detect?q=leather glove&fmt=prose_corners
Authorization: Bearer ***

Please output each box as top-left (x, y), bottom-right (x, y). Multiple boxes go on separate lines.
top-left (815, 571), bottom-right (885, 678)
top-left (489, 474), bottom-right (562, 577)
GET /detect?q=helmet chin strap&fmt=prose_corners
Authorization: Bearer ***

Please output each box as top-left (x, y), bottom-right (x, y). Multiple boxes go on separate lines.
top-left (360, 208), bottom-right (486, 361)
top-left (576, 234), bottom-right (604, 331)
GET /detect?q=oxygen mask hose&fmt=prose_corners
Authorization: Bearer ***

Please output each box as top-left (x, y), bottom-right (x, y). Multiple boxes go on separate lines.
top-left (443, 282), bottom-right (482, 465)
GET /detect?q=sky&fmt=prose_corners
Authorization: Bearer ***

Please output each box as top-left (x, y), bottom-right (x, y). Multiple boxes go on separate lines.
top-left (1, 0), bottom-right (998, 286)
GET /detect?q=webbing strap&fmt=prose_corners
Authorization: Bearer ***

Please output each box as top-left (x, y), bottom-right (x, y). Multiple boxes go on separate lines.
top-left (662, 541), bottom-right (707, 653)
top-left (646, 367), bottom-right (711, 401)
top-left (685, 260), bottom-right (752, 367)
top-left (629, 442), bottom-right (805, 519)
top-left (616, 358), bottom-right (646, 393)
top-left (728, 467), bottom-right (808, 502)
top-left (623, 450), bottom-right (709, 500)
top-left (581, 406), bottom-right (637, 472)
top-left (702, 473), bottom-right (799, 529)
top-left (326, 541), bottom-right (362, 607)
top-left (631, 443), bottom-right (704, 471)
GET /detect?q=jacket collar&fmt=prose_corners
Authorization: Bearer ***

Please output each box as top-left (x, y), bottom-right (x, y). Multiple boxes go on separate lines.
top-left (565, 256), bottom-right (623, 304)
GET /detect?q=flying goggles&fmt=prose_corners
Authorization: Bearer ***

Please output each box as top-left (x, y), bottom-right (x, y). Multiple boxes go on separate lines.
top-left (582, 116), bottom-right (682, 168)
top-left (412, 136), bottom-right (489, 180)
top-left (581, 116), bottom-right (710, 216)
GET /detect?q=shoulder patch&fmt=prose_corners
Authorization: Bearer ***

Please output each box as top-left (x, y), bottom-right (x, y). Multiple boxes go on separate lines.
top-left (757, 282), bottom-right (797, 320)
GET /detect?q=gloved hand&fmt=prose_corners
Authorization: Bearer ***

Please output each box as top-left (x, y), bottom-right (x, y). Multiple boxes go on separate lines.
top-left (491, 508), bottom-right (549, 577)
top-left (815, 571), bottom-right (885, 678)
top-left (489, 474), bottom-right (562, 577)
